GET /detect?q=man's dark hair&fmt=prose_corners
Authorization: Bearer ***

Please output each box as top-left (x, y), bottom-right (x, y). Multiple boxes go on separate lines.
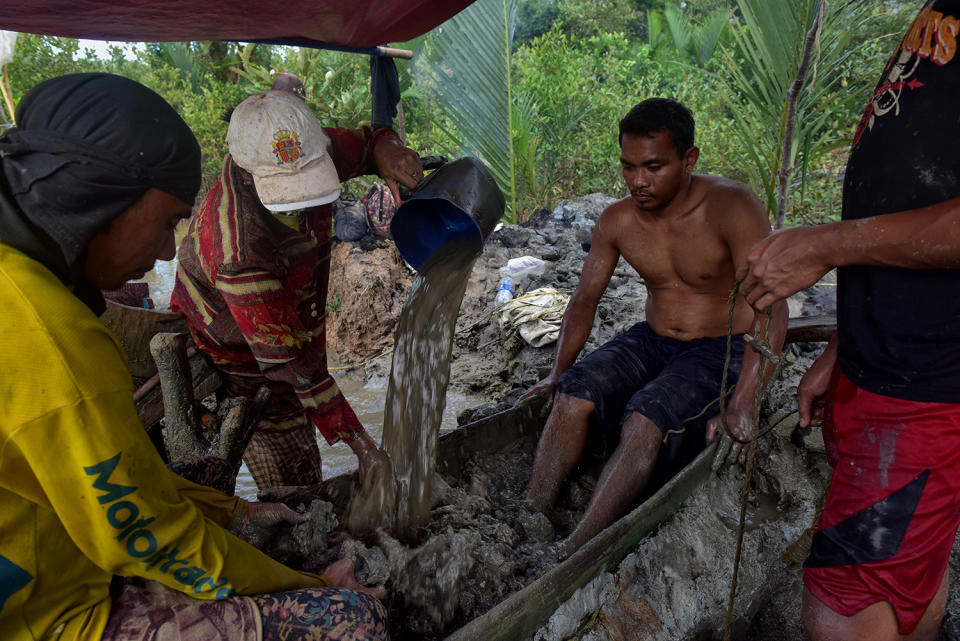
top-left (618, 98), bottom-right (695, 155)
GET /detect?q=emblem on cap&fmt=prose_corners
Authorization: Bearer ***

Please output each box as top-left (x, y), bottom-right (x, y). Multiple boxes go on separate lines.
top-left (271, 128), bottom-right (304, 165)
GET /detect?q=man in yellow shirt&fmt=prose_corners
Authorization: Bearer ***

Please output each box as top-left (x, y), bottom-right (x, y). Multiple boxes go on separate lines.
top-left (0, 73), bottom-right (385, 641)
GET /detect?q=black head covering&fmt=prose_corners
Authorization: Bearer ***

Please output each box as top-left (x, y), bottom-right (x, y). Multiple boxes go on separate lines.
top-left (0, 73), bottom-right (200, 311)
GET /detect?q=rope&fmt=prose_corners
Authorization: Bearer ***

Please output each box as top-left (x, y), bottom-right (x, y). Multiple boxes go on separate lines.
top-left (718, 283), bottom-right (783, 641)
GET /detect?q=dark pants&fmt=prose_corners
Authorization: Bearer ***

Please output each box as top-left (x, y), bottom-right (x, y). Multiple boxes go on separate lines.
top-left (557, 321), bottom-right (744, 482)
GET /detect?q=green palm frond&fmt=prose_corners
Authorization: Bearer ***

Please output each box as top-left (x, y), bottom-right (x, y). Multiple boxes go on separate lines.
top-left (658, 4), bottom-right (729, 68)
top-left (414, 0), bottom-right (521, 220)
top-left (717, 0), bottom-right (876, 219)
top-left (663, 5), bottom-right (693, 58)
top-left (694, 10), bottom-right (731, 68)
top-left (161, 42), bottom-right (205, 91)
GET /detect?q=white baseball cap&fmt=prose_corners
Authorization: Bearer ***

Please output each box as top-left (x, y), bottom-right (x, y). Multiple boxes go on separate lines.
top-left (226, 90), bottom-right (340, 212)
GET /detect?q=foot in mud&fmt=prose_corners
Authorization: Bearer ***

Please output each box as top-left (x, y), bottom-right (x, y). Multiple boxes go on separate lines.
top-left (551, 538), bottom-right (574, 562)
top-left (521, 497), bottom-right (565, 528)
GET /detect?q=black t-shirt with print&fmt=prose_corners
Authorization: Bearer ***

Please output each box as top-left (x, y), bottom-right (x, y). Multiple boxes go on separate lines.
top-left (839, 0), bottom-right (960, 402)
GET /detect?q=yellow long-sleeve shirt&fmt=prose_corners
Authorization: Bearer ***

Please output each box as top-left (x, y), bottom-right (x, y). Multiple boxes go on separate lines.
top-left (0, 244), bottom-right (324, 641)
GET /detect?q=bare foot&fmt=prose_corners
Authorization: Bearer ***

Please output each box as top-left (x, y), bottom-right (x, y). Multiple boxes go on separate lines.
top-left (551, 538), bottom-right (574, 562)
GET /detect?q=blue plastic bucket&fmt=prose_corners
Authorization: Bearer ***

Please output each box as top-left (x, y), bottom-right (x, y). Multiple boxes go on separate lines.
top-left (390, 157), bottom-right (504, 270)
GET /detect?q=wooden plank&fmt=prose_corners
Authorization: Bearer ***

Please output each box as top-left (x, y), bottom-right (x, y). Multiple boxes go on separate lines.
top-left (785, 313), bottom-right (836, 344)
top-left (437, 397), bottom-right (547, 480)
top-left (101, 300), bottom-right (187, 378)
top-left (445, 444), bottom-right (716, 641)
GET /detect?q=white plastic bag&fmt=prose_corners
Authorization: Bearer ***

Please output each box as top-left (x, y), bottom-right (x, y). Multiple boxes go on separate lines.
top-left (504, 255), bottom-right (545, 281)
top-left (0, 31), bottom-right (18, 67)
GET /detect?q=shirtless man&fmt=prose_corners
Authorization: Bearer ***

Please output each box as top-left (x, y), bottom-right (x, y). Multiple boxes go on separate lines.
top-left (523, 98), bottom-right (787, 556)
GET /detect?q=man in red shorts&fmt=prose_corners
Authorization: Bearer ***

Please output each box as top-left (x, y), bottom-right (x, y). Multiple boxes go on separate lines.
top-left (738, 2), bottom-right (960, 638)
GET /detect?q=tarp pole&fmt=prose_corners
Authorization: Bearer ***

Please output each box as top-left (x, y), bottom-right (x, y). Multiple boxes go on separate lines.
top-left (239, 39), bottom-right (412, 59)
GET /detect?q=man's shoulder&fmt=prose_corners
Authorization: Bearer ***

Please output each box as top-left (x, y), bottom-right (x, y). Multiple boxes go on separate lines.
top-left (598, 195), bottom-right (636, 220)
top-left (695, 174), bottom-right (766, 222)
top-left (696, 174), bottom-right (755, 200)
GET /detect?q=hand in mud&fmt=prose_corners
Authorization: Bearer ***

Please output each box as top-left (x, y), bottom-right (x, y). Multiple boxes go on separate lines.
top-left (519, 375), bottom-right (558, 405)
top-left (232, 502), bottom-right (305, 546)
top-left (706, 402), bottom-right (754, 472)
top-left (371, 133), bottom-right (423, 205)
top-left (322, 557), bottom-right (387, 600)
top-left (243, 501), bottom-right (306, 527)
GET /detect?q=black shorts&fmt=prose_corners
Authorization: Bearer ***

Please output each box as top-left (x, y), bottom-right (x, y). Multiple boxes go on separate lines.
top-left (557, 321), bottom-right (745, 478)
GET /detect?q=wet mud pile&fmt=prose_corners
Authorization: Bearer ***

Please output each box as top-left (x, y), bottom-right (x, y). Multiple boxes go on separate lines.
top-left (252, 431), bottom-right (603, 640)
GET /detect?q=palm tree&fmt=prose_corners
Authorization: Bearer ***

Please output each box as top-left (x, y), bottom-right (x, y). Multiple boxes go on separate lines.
top-left (717, 0), bottom-right (878, 227)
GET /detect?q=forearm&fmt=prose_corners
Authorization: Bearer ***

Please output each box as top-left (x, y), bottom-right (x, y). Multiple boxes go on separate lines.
top-left (549, 298), bottom-right (597, 378)
top-left (814, 331), bottom-right (839, 369)
top-left (170, 474), bottom-right (247, 528)
top-left (729, 299), bottom-right (788, 409)
top-left (325, 126), bottom-right (380, 180)
top-left (817, 196), bottom-right (960, 270)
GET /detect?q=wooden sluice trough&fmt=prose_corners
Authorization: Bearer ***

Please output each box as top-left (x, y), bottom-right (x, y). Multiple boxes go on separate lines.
top-left (129, 311), bottom-right (836, 640)
top-left (423, 397), bottom-right (710, 641)
top-left (436, 314), bottom-right (837, 640)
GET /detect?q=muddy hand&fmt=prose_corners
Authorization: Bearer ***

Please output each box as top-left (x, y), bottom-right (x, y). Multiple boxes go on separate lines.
top-left (232, 501), bottom-right (305, 547)
top-left (241, 502), bottom-right (305, 528)
top-left (707, 407), bottom-right (753, 472)
top-left (518, 375), bottom-right (558, 405)
top-left (372, 134), bottom-right (423, 204)
top-left (323, 557), bottom-right (387, 600)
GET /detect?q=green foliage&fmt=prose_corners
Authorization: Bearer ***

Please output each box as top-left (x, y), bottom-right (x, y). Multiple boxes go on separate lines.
top-left (413, 0), bottom-right (523, 220)
top-left (232, 45), bottom-right (373, 129)
top-left (555, 0), bottom-right (646, 39)
top-left (715, 0), bottom-right (884, 224)
top-left (654, 4), bottom-right (731, 68)
top-left (513, 25), bottom-right (666, 207)
top-left (6, 35), bottom-right (102, 104)
top-left (515, 0), bottom-right (561, 46)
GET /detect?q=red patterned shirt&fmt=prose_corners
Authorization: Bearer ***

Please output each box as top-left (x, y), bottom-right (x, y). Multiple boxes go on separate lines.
top-left (171, 127), bottom-right (391, 442)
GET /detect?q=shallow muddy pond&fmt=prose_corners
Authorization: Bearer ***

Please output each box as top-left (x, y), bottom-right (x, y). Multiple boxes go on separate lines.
top-left (232, 352), bottom-right (487, 500)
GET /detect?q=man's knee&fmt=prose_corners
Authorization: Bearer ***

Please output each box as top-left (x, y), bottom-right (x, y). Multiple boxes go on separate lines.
top-left (620, 412), bottom-right (663, 450)
top-left (551, 392), bottom-right (595, 419)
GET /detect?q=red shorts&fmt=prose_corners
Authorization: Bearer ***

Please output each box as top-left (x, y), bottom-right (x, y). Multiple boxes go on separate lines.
top-left (803, 367), bottom-right (960, 634)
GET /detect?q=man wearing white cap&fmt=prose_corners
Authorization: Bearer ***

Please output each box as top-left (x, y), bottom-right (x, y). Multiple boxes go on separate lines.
top-left (172, 90), bottom-right (423, 489)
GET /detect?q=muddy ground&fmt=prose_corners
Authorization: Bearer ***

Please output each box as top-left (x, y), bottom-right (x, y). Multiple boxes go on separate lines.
top-left (248, 192), bottom-right (960, 640)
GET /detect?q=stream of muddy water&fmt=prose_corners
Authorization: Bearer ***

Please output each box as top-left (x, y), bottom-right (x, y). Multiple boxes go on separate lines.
top-left (347, 237), bottom-right (478, 542)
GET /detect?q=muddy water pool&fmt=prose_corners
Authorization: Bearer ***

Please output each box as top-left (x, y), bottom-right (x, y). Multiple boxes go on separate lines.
top-left (233, 358), bottom-right (487, 500)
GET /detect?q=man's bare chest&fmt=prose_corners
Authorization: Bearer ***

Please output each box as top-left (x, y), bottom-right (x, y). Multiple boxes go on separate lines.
top-left (617, 220), bottom-right (732, 291)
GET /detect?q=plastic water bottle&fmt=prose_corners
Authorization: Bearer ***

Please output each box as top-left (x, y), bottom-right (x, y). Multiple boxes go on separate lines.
top-left (495, 274), bottom-right (514, 306)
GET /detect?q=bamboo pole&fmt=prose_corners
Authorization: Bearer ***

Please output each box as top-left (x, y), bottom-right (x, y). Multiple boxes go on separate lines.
top-left (0, 66), bottom-right (15, 127)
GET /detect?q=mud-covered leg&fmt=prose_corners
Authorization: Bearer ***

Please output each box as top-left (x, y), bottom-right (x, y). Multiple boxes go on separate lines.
top-left (526, 393), bottom-right (594, 511)
top-left (561, 411), bottom-right (661, 556)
